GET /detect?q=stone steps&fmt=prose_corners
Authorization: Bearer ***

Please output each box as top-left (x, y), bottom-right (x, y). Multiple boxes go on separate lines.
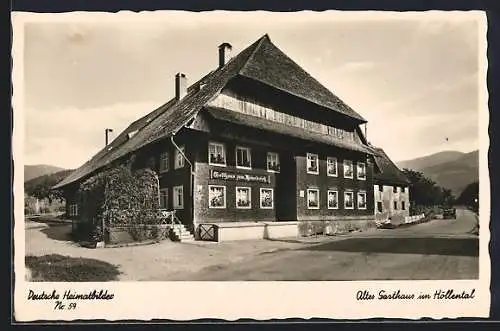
top-left (171, 224), bottom-right (195, 242)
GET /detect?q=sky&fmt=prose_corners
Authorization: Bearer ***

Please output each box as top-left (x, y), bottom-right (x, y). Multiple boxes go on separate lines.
top-left (21, 11), bottom-right (484, 169)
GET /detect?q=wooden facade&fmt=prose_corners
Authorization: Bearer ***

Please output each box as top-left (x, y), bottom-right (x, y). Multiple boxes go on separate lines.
top-left (57, 34), bottom-right (397, 240)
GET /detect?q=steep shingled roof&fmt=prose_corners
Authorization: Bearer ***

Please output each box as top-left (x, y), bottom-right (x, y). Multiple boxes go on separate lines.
top-left (54, 34), bottom-right (368, 189)
top-left (372, 147), bottom-right (411, 186)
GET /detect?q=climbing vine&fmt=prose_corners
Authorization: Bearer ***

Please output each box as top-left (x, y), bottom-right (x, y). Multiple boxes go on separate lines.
top-left (76, 162), bottom-right (161, 243)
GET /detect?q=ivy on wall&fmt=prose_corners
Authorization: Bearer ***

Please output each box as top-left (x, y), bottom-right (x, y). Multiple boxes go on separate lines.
top-left (76, 161), bottom-right (161, 242)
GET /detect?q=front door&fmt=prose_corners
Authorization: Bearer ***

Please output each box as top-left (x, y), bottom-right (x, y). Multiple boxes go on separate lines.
top-left (275, 151), bottom-right (297, 221)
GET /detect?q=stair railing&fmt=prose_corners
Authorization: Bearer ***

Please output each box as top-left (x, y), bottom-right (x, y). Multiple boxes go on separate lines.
top-left (158, 209), bottom-right (184, 240)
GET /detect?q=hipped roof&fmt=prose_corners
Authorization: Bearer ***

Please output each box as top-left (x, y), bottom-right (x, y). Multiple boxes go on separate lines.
top-left (54, 34), bottom-right (367, 189)
top-left (372, 147), bottom-right (411, 185)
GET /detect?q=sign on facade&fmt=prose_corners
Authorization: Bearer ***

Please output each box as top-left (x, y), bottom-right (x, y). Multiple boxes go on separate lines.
top-left (210, 169), bottom-right (270, 184)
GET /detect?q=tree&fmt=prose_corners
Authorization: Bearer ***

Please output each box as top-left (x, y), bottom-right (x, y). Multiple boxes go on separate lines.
top-left (402, 168), bottom-right (455, 208)
top-left (456, 181), bottom-right (479, 209)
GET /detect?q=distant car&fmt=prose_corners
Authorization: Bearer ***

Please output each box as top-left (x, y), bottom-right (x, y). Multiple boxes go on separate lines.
top-left (443, 208), bottom-right (457, 219)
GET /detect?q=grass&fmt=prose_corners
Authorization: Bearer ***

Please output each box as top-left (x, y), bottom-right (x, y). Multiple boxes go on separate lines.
top-left (25, 254), bottom-right (121, 282)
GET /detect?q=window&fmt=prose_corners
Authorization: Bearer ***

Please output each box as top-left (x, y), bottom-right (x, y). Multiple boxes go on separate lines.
top-left (327, 157), bottom-right (338, 177)
top-left (377, 201), bottom-right (383, 213)
top-left (209, 142), bottom-right (226, 166)
top-left (260, 188), bottom-right (274, 209)
top-left (209, 185), bottom-right (226, 209)
top-left (327, 190), bottom-right (339, 209)
top-left (174, 146), bottom-right (185, 169)
top-left (68, 204), bottom-right (78, 216)
top-left (402, 201), bottom-right (406, 210)
top-left (159, 152), bottom-right (169, 173)
top-left (267, 152), bottom-right (280, 172)
top-left (236, 146), bottom-right (252, 169)
top-left (159, 189), bottom-right (168, 209)
top-left (357, 162), bottom-right (366, 180)
top-left (344, 191), bottom-right (354, 209)
top-left (394, 201), bottom-right (398, 210)
top-left (343, 160), bottom-right (354, 179)
top-left (393, 186), bottom-right (398, 193)
top-left (402, 187), bottom-right (406, 193)
top-left (306, 153), bottom-right (319, 174)
top-left (173, 186), bottom-right (184, 209)
top-left (357, 191), bottom-right (367, 210)
top-left (379, 185), bottom-right (384, 192)
top-left (236, 187), bottom-right (251, 209)
top-left (307, 189), bottom-right (320, 209)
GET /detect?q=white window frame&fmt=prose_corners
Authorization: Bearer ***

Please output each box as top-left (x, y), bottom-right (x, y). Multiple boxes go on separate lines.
top-left (174, 146), bottom-right (185, 170)
top-left (260, 188), bottom-right (274, 209)
top-left (343, 160), bottom-right (354, 179)
top-left (159, 189), bottom-right (169, 209)
top-left (267, 152), bottom-right (280, 173)
top-left (306, 153), bottom-right (319, 175)
top-left (327, 190), bottom-right (339, 210)
top-left (173, 185), bottom-right (184, 209)
top-left (357, 162), bottom-right (366, 180)
top-left (357, 191), bottom-right (367, 210)
top-left (159, 152), bottom-right (169, 173)
top-left (235, 186), bottom-right (252, 209)
top-left (235, 146), bottom-right (252, 169)
top-left (208, 142), bottom-right (226, 167)
top-left (344, 191), bottom-right (354, 209)
top-left (208, 185), bottom-right (226, 209)
top-left (327, 157), bottom-right (338, 177)
top-left (307, 188), bottom-right (320, 210)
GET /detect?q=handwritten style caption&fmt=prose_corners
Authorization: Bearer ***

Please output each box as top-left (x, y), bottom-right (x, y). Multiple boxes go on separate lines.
top-left (27, 289), bottom-right (114, 311)
top-left (356, 288), bottom-right (476, 301)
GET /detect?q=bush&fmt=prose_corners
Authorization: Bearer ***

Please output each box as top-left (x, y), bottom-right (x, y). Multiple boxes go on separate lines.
top-left (26, 254), bottom-right (121, 281)
top-left (76, 163), bottom-right (161, 243)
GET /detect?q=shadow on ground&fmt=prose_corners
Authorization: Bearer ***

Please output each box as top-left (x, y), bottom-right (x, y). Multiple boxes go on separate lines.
top-left (300, 236), bottom-right (479, 257)
top-left (39, 224), bottom-right (72, 242)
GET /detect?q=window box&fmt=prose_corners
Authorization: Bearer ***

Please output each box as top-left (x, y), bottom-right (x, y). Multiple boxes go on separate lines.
top-left (307, 189), bottom-right (320, 209)
top-left (267, 152), bottom-right (280, 172)
top-left (236, 187), bottom-right (251, 209)
top-left (306, 153), bottom-right (319, 175)
top-left (209, 185), bottom-right (226, 209)
top-left (260, 188), bottom-right (274, 209)
top-left (327, 190), bottom-right (339, 209)
top-left (209, 142), bottom-right (226, 166)
top-left (236, 146), bottom-right (252, 169)
top-left (327, 157), bottom-right (338, 177)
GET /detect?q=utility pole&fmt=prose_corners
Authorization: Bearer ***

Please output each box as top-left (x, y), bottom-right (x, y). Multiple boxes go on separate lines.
top-left (105, 128), bottom-right (114, 146)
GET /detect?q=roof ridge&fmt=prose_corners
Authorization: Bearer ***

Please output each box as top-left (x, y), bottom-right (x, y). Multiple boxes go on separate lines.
top-left (238, 34), bottom-right (270, 75)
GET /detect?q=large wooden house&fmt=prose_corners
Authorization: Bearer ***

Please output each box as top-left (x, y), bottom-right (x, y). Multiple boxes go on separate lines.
top-left (55, 34), bottom-right (385, 242)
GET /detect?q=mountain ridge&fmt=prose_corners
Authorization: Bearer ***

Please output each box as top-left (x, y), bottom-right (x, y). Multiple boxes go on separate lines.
top-left (396, 150), bottom-right (479, 197)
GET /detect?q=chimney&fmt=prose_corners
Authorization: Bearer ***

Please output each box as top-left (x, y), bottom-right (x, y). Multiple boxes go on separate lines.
top-left (218, 42), bottom-right (233, 68)
top-left (175, 73), bottom-right (187, 101)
